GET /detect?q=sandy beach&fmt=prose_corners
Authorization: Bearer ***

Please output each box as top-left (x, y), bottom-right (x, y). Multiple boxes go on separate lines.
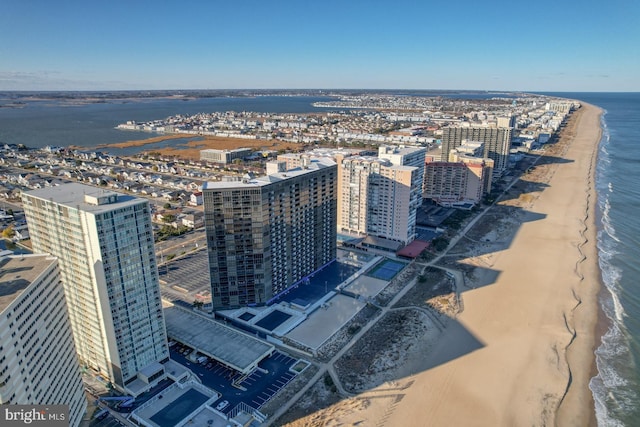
top-left (275, 103), bottom-right (603, 427)
top-left (397, 103), bottom-right (604, 427)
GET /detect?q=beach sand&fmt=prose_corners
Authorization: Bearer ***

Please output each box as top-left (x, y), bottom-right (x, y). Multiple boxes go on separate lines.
top-left (278, 103), bottom-right (603, 426)
top-left (389, 104), bottom-right (601, 426)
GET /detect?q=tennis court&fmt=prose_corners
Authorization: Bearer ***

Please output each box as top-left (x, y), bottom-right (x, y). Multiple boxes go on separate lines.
top-left (366, 259), bottom-right (407, 281)
top-left (149, 388), bottom-right (210, 427)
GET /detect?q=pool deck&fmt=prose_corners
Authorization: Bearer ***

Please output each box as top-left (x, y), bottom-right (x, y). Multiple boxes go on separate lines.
top-left (285, 294), bottom-right (367, 351)
top-left (343, 275), bottom-right (389, 298)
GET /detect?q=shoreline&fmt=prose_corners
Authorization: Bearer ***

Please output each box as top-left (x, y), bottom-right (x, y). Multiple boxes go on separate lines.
top-left (413, 102), bottom-right (604, 426)
top-left (555, 102), bottom-right (602, 426)
top-left (278, 102), bottom-right (604, 426)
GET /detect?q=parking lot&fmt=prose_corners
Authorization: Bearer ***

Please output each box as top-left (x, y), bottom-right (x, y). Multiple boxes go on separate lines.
top-left (169, 342), bottom-right (299, 415)
top-left (154, 229), bottom-right (205, 256)
top-left (158, 249), bottom-right (211, 306)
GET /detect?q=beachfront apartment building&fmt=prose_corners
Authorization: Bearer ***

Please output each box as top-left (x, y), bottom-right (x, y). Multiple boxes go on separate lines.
top-left (424, 151), bottom-right (494, 207)
top-left (441, 125), bottom-right (512, 172)
top-left (22, 183), bottom-right (169, 397)
top-left (376, 145), bottom-right (426, 240)
top-left (337, 156), bottom-right (419, 245)
top-left (277, 146), bottom-right (424, 246)
top-left (202, 159), bottom-right (337, 310)
top-left (0, 254), bottom-right (86, 427)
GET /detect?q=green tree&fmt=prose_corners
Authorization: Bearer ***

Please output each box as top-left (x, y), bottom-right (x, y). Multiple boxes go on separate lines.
top-left (431, 237), bottom-right (449, 252)
top-left (162, 214), bottom-right (176, 223)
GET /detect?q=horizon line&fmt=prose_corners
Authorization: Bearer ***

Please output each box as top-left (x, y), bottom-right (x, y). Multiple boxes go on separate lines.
top-left (1, 88), bottom-right (638, 94)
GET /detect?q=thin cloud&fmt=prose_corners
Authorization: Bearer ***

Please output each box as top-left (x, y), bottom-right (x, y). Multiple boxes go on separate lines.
top-left (0, 70), bottom-right (137, 90)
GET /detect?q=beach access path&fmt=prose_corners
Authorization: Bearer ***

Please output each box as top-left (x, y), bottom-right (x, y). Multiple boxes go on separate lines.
top-left (374, 103), bottom-right (602, 426)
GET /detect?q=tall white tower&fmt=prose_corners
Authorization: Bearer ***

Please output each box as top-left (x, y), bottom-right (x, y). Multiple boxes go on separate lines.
top-left (22, 183), bottom-right (169, 396)
top-left (0, 254), bottom-right (87, 426)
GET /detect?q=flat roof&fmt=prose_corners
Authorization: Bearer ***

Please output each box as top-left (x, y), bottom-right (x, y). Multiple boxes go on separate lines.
top-left (202, 158), bottom-right (336, 190)
top-left (343, 276), bottom-right (389, 299)
top-left (0, 254), bottom-right (56, 312)
top-left (163, 304), bottom-right (274, 374)
top-left (24, 182), bottom-right (145, 214)
top-left (362, 236), bottom-right (403, 251)
top-left (285, 294), bottom-right (366, 350)
top-left (201, 148), bottom-right (250, 153)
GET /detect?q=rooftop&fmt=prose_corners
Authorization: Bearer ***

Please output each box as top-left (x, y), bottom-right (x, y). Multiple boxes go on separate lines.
top-left (202, 158), bottom-right (336, 190)
top-left (163, 304), bottom-right (274, 374)
top-left (0, 254), bottom-right (57, 312)
top-left (23, 182), bottom-right (145, 214)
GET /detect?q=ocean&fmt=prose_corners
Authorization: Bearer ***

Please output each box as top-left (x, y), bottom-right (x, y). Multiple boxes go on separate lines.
top-left (1, 91), bottom-right (638, 425)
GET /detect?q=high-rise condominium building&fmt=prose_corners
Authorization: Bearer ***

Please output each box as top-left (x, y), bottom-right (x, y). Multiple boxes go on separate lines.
top-left (424, 141), bottom-right (493, 207)
top-left (203, 159), bottom-right (337, 309)
top-left (338, 156), bottom-right (419, 244)
top-left (377, 145), bottom-right (426, 240)
top-left (441, 126), bottom-right (512, 172)
top-left (22, 183), bottom-right (169, 396)
top-left (0, 254), bottom-right (86, 427)
top-left (424, 157), bottom-right (494, 207)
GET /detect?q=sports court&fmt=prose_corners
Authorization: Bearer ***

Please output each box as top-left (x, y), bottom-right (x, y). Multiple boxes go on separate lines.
top-left (366, 258), bottom-right (407, 281)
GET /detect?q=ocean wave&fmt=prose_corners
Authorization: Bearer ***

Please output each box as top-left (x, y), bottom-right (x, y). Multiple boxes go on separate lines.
top-left (591, 251), bottom-right (635, 425)
top-left (590, 373), bottom-right (626, 427)
top-left (601, 203), bottom-right (620, 244)
top-left (591, 107), bottom-right (636, 426)
top-left (597, 189), bottom-right (624, 323)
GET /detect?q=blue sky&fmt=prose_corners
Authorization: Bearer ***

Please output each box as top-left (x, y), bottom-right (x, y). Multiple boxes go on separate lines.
top-left (1, 0), bottom-right (637, 91)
